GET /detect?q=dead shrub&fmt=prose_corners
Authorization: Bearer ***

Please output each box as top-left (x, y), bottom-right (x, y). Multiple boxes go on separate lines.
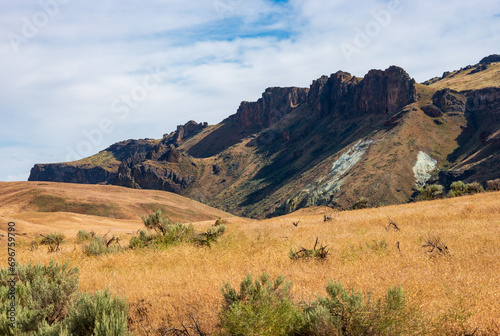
top-left (422, 234), bottom-right (450, 257)
top-left (289, 237), bottom-right (329, 260)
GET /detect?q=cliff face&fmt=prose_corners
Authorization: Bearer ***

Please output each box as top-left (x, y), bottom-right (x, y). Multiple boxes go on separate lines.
top-left (114, 161), bottom-right (193, 193)
top-left (438, 87), bottom-right (500, 185)
top-left (29, 165), bottom-right (115, 184)
top-left (306, 66), bottom-right (416, 118)
top-left (233, 87), bottom-right (309, 129)
top-left (28, 60), bottom-right (500, 218)
top-left (112, 122), bottom-right (205, 192)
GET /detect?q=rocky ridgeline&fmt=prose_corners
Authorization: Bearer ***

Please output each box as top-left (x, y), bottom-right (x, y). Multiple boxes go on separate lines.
top-left (28, 60), bottom-right (500, 218)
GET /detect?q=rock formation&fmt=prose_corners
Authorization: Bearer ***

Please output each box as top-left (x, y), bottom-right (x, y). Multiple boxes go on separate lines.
top-left (28, 60), bottom-right (500, 218)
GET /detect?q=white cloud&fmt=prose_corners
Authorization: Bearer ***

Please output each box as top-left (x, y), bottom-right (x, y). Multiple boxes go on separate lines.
top-left (0, 0), bottom-right (499, 181)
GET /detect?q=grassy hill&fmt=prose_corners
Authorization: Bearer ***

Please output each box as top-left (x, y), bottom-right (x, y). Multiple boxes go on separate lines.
top-left (0, 181), bottom-right (231, 240)
top-left (426, 62), bottom-right (500, 91)
top-left (1, 183), bottom-right (498, 335)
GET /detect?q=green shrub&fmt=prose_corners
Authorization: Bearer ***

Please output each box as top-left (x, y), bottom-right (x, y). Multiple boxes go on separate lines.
top-left (40, 233), bottom-right (66, 246)
top-left (141, 209), bottom-right (170, 235)
top-left (133, 210), bottom-right (226, 249)
top-left (449, 181), bottom-right (484, 197)
top-left (465, 182), bottom-right (484, 194)
top-left (0, 262), bottom-right (129, 336)
top-left (419, 184), bottom-right (444, 200)
top-left (219, 272), bottom-right (303, 336)
top-left (39, 233), bottom-right (66, 252)
top-left (448, 181), bottom-right (467, 198)
top-left (160, 222), bottom-right (196, 246)
top-left (65, 289), bottom-right (128, 336)
top-left (83, 235), bottom-right (121, 256)
top-left (0, 261), bottom-right (79, 335)
top-left (301, 281), bottom-right (412, 336)
top-left (129, 230), bottom-right (155, 249)
top-left (487, 178), bottom-right (500, 191)
top-left (34, 320), bottom-right (69, 336)
top-left (77, 230), bottom-right (95, 242)
top-left (194, 224), bottom-right (226, 247)
top-left (352, 197), bottom-right (369, 210)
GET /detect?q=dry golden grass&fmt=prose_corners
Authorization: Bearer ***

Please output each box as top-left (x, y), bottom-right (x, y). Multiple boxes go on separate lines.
top-left (0, 185), bottom-right (499, 335)
top-left (428, 62), bottom-right (500, 91)
top-left (0, 181), bottom-right (230, 221)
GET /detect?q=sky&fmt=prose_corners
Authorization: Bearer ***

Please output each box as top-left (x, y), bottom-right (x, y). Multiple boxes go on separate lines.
top-left (0, 0), bottom-right (499, 182)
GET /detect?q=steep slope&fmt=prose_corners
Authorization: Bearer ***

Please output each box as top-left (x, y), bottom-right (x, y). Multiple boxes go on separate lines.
top-left (29, 58), bottom-right (500, 218)
top-left (422, 55), bottom-right (500, 186)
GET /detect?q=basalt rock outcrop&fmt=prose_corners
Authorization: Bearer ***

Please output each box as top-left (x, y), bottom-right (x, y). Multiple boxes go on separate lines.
top-left (29, 164), bottom-right (115, 185)
top-left (306, 66), bottom-right (416, 118)
top-left (432, 89), bottom-right (467, 113)
top-left (233, 87), bottom-right (309, 130)
top-left (437, 87), bottom-right (500, 185)
top-left (114, 160), bottom-right (193, 193)
top-left (479, 54), bottom-right (500, 64)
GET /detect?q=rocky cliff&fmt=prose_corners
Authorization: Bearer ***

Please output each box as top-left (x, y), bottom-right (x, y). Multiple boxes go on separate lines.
top-left (29, 58), bottom-right (500, 218)
top-left (29, 164), bottom-right (115, 184)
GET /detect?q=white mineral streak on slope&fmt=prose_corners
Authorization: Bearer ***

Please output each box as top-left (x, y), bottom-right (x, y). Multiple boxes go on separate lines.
top-left (285, 139), bottom-right (373, 212)
top-left (413, 151), bottom-right (437, 188)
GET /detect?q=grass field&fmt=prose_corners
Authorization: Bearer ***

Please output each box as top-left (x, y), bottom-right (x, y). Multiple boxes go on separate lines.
top-left (0, 182), bottom-right (499, 335)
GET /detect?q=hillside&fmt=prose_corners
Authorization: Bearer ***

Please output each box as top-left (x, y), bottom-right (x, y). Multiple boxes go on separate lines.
top-left (424, 55), bottom-right (500, 90)
top-left (0, 181), bottom-right (232, 240)
top-left (2, 191), bottom-right (499, 335)
top-left (29, 56), bottom-right (500, 218)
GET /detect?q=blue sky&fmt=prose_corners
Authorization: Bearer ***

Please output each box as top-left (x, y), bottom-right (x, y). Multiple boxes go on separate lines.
top-left (0, 0), bottom-right (499, 181)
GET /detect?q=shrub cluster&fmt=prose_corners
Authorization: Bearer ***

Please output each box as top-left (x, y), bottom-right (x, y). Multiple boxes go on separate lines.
top-left (302, 281), bottom-right (411, 336)
top-left (76, 230), bottom-right (95, 242)
top-left (129, 223), bottom-right (196, 249)
top-left (193, 224), bottom-right (226, 247)
top-left (220, 272), bottom-right (302, 336)
top-left (0, 261), bottom-right (128, 335)
top-left (40, 233), bottom-right (66, 246)
top-left (40, 233), bottom-right (66, 252)
top-left (82, 234), bottom-right (121, 256)
top-left (448, 181), bottom-right (484, 198)
top-left (418, 184), bottom-right (444, 200)
top-left (418, 180), bottom-right (487, 200)
top-left (218, 272), bottom-right (420, 336)
top-left (487, 178), bottom-right (500, 191)
top-left (130, 210), bottom-right (226, 249)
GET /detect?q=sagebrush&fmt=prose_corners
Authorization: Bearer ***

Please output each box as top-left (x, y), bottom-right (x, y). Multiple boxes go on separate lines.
top-left (0, 261), bottom-right (129, 336)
